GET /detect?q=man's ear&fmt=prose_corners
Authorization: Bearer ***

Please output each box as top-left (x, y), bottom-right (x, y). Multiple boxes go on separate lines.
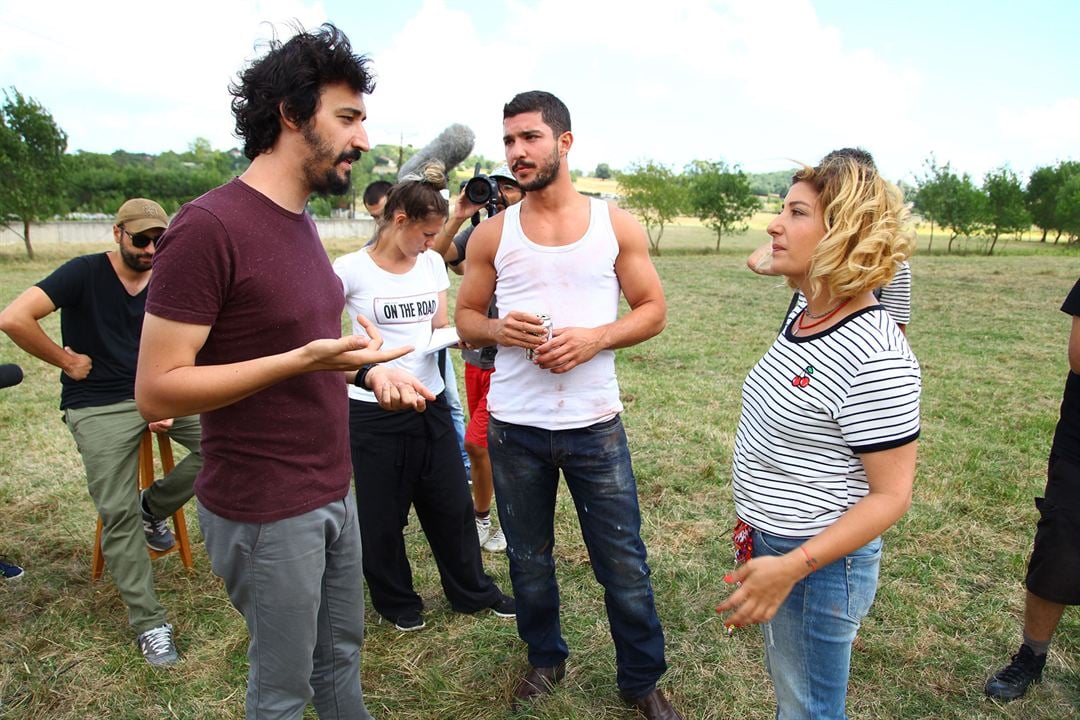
top-left (558, 130), bottom-right (574, 156)
top-left (279, 101), bottom-right (302, 131)
top-left (112, 225), bottom-right (122, 245)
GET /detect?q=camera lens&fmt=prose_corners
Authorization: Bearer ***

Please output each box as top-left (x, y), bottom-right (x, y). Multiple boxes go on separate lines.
top-left (465, 176), bottom-right (495, 205)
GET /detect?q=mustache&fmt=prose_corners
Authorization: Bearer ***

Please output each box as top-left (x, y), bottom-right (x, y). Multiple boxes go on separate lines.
top-left (336, 149), bottom-right (362, 164)
top-left (512, 161), bottom-right (535, 171)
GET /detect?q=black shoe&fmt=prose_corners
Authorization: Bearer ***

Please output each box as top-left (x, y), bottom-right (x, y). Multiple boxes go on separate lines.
top-left (140, 489), bottom-right (175, 552)
top-left (0, 559), bottom-right (24, 580)
top-left (393, 613), bottom-right (426, 632)
top-left (985, 644), bottom-right (1046, 701)
top-left (488, 592), bottom-right (516, 618)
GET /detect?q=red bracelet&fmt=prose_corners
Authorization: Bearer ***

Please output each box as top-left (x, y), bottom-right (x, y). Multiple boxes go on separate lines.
top-left (799, 545), bottom-right (819, 572)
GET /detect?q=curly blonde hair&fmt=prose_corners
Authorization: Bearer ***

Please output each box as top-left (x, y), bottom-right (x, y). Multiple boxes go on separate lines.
top-left (791, 149), bottom-right (915, 300)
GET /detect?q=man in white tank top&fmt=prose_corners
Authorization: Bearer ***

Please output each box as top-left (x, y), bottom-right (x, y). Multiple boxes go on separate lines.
top-left (456, 91), bottom-right (681, 720)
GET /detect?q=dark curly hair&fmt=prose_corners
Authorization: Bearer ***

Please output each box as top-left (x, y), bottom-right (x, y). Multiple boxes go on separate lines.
top-left (230, 23), bottom-right (375, 160)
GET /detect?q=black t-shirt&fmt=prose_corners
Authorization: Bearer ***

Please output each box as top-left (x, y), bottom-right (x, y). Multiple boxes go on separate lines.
top-left (1052, 277), bottom-right (1080, 463)
top-left (36, 253), bottom-right (146, 410)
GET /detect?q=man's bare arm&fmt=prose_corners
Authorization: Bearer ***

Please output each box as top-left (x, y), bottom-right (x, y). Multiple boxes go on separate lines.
top-left (0, 287), bottom-right (92, 380)
top-left (454, 215), bottom-right (546, 351)
top-left (135, 312), bottom-right (412, 421)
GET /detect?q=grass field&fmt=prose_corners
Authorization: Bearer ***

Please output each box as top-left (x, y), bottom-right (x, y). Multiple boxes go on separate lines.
top-left (1, 226), bottom-right (1079, 719)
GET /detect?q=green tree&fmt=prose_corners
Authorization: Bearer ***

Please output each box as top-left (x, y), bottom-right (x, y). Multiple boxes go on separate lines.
top-left (684, 160), bottom-right (758, 250)
top-left (1056, 172), bottom-right (1080, 243)
top-left (940, 171), bottom-right (986, 253)
top-left (1026, 161), bottom-right (1080, 243)
top-left (914, 157), bottom-right (950, 252)
top-left (595, 163), bottom-right (612, 180)
top-left (0, 88), bottom-right (69, 258)
top-left (981, 166), bottom-right (1030, 255)
top-left (615, 161), bottom-right (683, 255)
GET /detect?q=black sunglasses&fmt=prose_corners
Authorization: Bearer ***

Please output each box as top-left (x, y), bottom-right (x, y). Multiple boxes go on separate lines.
top-left (121, 227), bottom-right (159, 249)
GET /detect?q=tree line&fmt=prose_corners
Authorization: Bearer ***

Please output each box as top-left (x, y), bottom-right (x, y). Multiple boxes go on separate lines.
top-left (615, 160), bottom-right (759, 255)
top-left (913, 157), bottom-right (1080, 255)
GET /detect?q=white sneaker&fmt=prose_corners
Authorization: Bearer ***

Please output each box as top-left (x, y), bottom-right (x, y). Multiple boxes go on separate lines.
top-left (476, 518), bottom-right (491, 545)
top-left (482, 528), bottom-right (507, 553)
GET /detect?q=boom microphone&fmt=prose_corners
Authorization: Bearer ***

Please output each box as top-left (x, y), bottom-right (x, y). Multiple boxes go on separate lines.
top-left (398, 124), bottom-right (475, 180)
top-left (0, 364), bottom-right (23, 390)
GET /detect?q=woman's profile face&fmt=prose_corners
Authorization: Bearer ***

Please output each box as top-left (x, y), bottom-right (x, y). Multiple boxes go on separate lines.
top-left (765, 181), bottom-right (826, 283)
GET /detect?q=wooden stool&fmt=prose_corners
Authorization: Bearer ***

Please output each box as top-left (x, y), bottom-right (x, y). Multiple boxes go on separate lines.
top-left (91, 430), bottom-right (194, 581)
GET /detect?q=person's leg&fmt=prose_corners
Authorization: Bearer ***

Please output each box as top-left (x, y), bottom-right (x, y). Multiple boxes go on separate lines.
top-left (349, 405), bottom-right (423, 621)
top-left (411, 425), bottom-right (501, 613)
top-left (200, 499), bottom-right (359, 719)
top-left (1022, 591), bottom-right (1068, 643)
top-left (556, 416), bottom-right (666, 699)
top-left (756, 530), bottom-right (881, 720)
top-left (442, 351), bottom-right (470, 475)
top-left (143, 414), bottom-right (202, 517)
top-left (464, 364), bottom-right (494, 514)
top-left (66, 400), bottom-right (166, 634)
top-left (488, 417), bottom-right (567, 668)
top-left (987, 452), bottom-right (1080, 700)
top-left (309, 493), bottom-right (373, 720)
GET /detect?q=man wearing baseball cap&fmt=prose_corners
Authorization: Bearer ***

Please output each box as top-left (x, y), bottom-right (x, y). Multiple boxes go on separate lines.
top-left (0, 198), bottom-right (202, 667)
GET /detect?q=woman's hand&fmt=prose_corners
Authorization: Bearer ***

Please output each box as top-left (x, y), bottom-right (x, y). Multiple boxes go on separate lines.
top-left (716, 552), bottom-right (806, 627)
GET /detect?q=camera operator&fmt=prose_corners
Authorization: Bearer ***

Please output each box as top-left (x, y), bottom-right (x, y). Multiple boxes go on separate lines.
top-left (433, 165), bottom-right (523, 553)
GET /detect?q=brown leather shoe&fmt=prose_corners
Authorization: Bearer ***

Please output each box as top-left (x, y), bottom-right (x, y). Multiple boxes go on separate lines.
top-left (625, 688), bottom-right (684, 720)
top-left (511, 661), bottom-right (566, 709)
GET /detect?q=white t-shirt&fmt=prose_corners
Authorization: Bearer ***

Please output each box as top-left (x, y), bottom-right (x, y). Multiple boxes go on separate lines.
top-left (333, 248), bottom-right (450, 402)
top-left (732, 299), bottom-right (921, 538)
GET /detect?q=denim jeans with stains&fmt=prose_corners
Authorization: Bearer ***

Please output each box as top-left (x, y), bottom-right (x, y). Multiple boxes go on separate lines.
top-left (755, 529), bottom-right (882, 720)
top-left (487, 414), bottom-right (667, 698)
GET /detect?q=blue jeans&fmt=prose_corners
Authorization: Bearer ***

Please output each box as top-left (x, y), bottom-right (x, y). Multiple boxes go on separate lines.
top-left (442, 351), bottom-right (470, 475)
top-left (488, 415), bottom-right (667, 698)
top-left (755, 529), bottom-right (882, 720)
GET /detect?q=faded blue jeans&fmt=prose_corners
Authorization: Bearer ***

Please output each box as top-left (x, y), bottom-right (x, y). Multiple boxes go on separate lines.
top-left (488, 415), bottom-right (667, 699)
top-left (755, 529), bottom-right (882, 720)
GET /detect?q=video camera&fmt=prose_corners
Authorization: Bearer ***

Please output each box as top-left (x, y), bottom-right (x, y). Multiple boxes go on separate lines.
top-left (460, 163), bottom-right (513, 226)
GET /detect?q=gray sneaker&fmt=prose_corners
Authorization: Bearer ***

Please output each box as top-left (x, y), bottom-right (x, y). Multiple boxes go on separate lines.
top-left (482, 528), bottom-right (507, 553)
top-left (137, 623), bottom-right (178, 666)
top-left (140, 489), bottom-right (175, 552)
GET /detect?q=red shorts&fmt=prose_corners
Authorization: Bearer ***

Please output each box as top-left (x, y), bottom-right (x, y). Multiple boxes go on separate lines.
top-left (464, 363), bottom-right (494, 448)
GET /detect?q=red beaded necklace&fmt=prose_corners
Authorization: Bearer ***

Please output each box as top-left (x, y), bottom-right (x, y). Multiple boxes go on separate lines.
top-left (797, 298), bottom-right (851, 331)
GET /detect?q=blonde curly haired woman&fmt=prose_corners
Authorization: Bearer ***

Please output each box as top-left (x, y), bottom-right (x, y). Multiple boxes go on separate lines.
top-left (718, 149), bottom-right (921, 719)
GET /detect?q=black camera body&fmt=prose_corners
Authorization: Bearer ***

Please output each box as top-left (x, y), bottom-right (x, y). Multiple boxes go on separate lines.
top-left (464, 174), bottom-right (500, 205)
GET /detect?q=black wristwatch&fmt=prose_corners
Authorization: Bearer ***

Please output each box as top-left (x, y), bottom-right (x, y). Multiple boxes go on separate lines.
top-left (353, 364), bottom-right (377, 390)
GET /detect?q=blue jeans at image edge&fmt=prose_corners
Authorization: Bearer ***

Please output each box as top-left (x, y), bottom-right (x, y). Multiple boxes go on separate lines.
top-left (754, 529), bottom-right (882, 720)
top-left (487, 415), bottom-right (667, 698)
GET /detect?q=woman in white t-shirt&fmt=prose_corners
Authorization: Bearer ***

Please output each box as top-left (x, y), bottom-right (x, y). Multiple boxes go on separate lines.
top-left (333, 164), bottom-right (512, 632)
top-left (718, 150), bottom-right (921, 719)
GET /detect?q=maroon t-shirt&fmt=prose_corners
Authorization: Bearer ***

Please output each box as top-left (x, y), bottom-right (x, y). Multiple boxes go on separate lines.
top-left (146, 178), bottom-right (351, 522)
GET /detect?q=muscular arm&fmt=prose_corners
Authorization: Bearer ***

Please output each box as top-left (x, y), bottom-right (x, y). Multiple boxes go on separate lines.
top-left (135, 312), bottom-right (412, 421)
top-left (718, 441), bottom-right (916, 626)
top-left (454, 215), bottom-right (546, 351)
top-left (533, 205), bottom-right (667, 373)
top-left (0, 286), bottom-right (92, 380)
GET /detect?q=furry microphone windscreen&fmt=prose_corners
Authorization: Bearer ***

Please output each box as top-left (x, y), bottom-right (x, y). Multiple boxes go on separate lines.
top-left (398, 124), bottom-right (476, 180)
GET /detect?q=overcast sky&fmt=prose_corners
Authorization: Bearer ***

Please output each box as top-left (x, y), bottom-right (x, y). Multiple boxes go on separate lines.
top-left (2, 0), bottom-right (1077, 183)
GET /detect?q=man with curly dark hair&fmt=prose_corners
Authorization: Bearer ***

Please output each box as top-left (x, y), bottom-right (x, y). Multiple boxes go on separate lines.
top-left (136, 24), bottom-right (432, 719)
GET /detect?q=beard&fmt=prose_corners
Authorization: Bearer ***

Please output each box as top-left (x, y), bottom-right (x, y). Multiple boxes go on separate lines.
top-left (516, 146), bottom-right (560, 192)
top-left (119, 244), bottom-right (152, 273)
top-left (302, 123), bottom-right (361, 196)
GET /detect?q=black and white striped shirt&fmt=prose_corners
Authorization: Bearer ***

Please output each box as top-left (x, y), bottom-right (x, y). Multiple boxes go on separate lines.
top-left (877, 260), bottom-right (912, 325)
top-left (732, 301), bottom-right (921, 538)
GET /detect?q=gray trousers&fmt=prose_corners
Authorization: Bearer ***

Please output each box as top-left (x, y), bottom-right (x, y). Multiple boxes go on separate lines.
top-left (198, 492), bottom-right (374, 720)
top-left (64, 400), bottom-right (201, 634)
